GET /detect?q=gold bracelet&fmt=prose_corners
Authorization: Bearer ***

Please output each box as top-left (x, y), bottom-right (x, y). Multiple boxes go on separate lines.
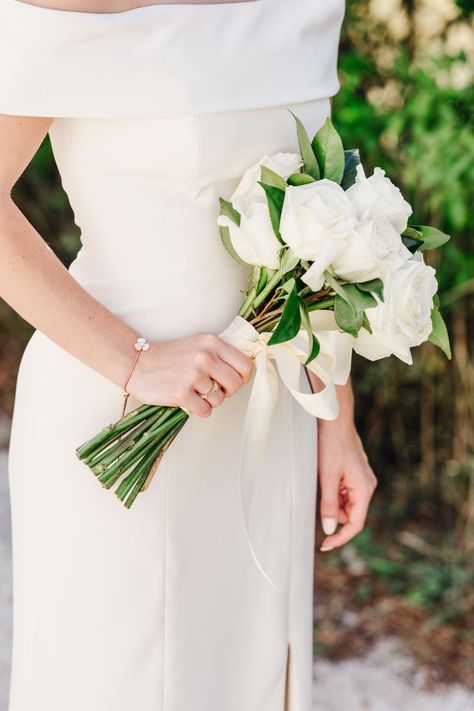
top-left (121, 336), bottom-right (151, 417)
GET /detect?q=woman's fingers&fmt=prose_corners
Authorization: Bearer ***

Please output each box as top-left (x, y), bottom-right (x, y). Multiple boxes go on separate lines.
top-left (183, 392), bottom-right (213, 418)
top-left (215, 337), bottom-right (254, 384)
top-left (319, 472), bottom-right (341, 535)
top-left (320, 482), bottom-right (371, 551)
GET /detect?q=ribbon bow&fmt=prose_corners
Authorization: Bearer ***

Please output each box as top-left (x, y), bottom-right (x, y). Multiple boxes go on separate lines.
top-left (218, 309), bottom-right (354, 591)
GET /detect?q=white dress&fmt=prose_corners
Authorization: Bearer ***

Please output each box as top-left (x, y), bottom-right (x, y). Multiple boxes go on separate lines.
top-left (1, 1), bottom-right (345, 709)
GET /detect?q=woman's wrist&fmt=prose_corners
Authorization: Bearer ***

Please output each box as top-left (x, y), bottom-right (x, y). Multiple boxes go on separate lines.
top-left (306, 369), bottom-right (355, 430)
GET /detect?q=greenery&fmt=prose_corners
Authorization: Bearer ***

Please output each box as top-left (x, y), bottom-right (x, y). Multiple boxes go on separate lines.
top-left (312, 0), bottom-right (473, 683)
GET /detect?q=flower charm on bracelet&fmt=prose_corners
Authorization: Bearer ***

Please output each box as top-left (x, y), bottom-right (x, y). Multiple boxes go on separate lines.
top-left (134, 337), bottom-right (151, 352)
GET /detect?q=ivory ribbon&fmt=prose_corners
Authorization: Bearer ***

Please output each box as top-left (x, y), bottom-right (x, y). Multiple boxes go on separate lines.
top-left (218, 310), bottom-right (354, 591)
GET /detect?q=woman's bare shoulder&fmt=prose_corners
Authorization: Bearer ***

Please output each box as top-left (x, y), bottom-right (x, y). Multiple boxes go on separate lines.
top-left (13, 0), bottom-right (257, 12)
top-left (13, 1), bottom-right (139, 13)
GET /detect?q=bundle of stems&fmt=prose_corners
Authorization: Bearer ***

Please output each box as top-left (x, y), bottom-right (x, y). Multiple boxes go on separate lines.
top-left (75, 263), bottom-right (335, 509)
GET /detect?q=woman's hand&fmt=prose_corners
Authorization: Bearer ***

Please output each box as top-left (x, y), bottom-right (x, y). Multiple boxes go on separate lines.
top-left (317, 418), bottom-right (378, 551)
top-left (127, 332), bottom-right (254, 418)
top-left (305, 371), bottom-right (378, 552)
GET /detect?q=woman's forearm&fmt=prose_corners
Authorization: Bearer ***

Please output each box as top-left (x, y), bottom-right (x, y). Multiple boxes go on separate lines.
top-left (0, 194), bottom-right (137, 388)
top-left (306, 368), bottom-right (355, 428)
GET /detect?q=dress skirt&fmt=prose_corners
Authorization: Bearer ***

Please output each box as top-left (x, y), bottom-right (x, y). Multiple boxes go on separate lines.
top-left (6, 98), bottom-right (329, 711)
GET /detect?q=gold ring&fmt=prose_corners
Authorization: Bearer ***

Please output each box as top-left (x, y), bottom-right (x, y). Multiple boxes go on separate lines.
top-left (198, 378), bottom-right (220, 399)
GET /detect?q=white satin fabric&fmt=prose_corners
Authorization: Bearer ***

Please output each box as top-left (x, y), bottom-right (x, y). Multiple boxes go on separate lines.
top-left (4, 1), bottom-right (346, 710)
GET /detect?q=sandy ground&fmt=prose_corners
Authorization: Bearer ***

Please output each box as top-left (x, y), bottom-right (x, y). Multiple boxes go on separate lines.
top-left (1, 447), bottom-right (472, 710)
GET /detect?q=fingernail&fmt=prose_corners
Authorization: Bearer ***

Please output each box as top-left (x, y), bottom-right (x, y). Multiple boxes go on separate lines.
top-left (320, 545), bottom-right (334, 552)
top-left (322, 517), bottom-right (337, 535)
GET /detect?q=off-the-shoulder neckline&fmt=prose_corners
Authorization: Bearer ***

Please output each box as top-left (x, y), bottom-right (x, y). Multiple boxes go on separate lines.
top-left (7, 0), bottom-right (261, 17)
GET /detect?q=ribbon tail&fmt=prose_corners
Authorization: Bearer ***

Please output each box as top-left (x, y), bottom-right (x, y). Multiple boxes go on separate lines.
top-left (272, 342), bottom-right (340, 419)
top-left (238, 351), bottom-right (281, 590)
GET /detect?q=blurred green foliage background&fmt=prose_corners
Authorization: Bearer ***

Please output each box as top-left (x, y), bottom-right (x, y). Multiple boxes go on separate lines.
top-left (0, 0), bottom-right (473, 687)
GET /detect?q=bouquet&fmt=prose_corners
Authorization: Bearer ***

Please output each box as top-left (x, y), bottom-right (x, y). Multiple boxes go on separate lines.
top-left (76, 113), bottom-right (451, 510)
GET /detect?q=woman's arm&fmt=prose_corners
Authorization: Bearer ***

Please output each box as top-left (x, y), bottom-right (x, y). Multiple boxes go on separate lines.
top-left (0, 114), bottom-right (253, 416)
top-left (306, 368), bottom-right (378, 551)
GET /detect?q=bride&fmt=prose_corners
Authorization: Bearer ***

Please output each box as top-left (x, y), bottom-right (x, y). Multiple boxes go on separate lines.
top-left (0, 1), bottom-right (377, 709)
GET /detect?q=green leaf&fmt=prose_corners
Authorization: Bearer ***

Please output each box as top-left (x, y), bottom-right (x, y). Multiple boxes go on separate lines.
top-left (401, 226), bottom-right (424, 254)
top-left (412, 225), bottom-right (451, 252)
top-left (401, 235), bottom-right (424, 254)
top-left (402, 226), bottom-right (422, 240)
top-left (279, 247), bottom-right (300, 275)
top-left (340, 149), bottom-right (361, 190)
top-left (361, 311), bottom-right (373, 334)
top-left (260, 165), bottom-right (288, 191)
top-left (323, 270), bottom-right (352, 304)
top-left (349, 285), bottom-right (378, 310)
top-left (281, 277), bottom-right (296, 294)
top-left (218, 225), bottom-right (252, 268)
top-left (299, 301), bottom-right (321, 365)
top-left (327, 277), bottom-right (378, 337)
top-left (268, 285), bottom-right (301, 345)
top-left (256, 266), bottom-right (268, 293)
top-left (218, 196), bottom-right (241, 226)
top-left (258, 181), bottom-right (285, 245)
top-left (288, 109), bottom-right (320, 180)
top-left (355, 278), bottom-right (385, 303)
top-left (287, 172), bottom-right (316, 186)
top-left (311, 116), bottom-right (345, 184)
top-left (334, 294), bottom-right (362, 337)
top-left (428, 306), bottom-right (452, 359)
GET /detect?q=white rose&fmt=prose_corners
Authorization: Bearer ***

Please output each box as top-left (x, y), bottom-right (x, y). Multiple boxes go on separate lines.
top-left (353, 256), bottom-right (438, 365)
top-left (347, 164), bottom-right (412, 233)
top-left (230, 151), bottom-right (304, 206)
top-left (216, 151), bottom-right (303, 269)
top-left (217, 200), bottom-right (281, 269)
top-left (279, 179), bottom-right (356, 291)
top-left (330, 216), bottom-right (413, 283)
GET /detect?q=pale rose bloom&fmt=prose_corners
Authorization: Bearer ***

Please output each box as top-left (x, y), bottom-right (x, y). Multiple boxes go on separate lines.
top-left (353, 256), bottom-right (438, 365)
top-left (330, 216), bottom-right (412, 283)
top-left (230, 151), bottom-right (304, 206)
top-left (217, 151), bottom-right (303, 268)
top-left (279, 179), bottom-right (356, 292)
top-left (347, 164), bottom-right (413, 233)
top-left (217, 200), bottom-right (281, 269)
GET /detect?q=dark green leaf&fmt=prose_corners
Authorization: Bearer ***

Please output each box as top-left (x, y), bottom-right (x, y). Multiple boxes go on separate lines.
top-left (401, 226), bottom-right (423, 254)
top-left (288, 109), bottom-right (320, 180)
top-left (334, 294), bottom-right (363, 337)
top-left (355, 278), bottom-right (384, 303)
top-left (258, 181), bottom-right (285, 245)
top-left (346, 283), bottom-right (378, 310)
top-left (401, 235), bottom-right (424, 254)
top-left (323, 270), bottom-right (352, 304)
top-left (361, 311), bottom-right (373, 334)
top-left (268, 285), bottom-right (301, 345)
top-left (299, 301), bottom-right (321, 365)
top-left (256, 266), bottom-right (268, 293)
top-left (311, 116), bottom-right (345, 184)
top-left (218, 196), bottom-right (241, 226)
top-left (258, 180), bottom-right (285, 244)
top-left (287, 172), bottom-right (316, 186)
top-left (428, 306), bottom-right (452, 359)
top-left (340, 149), bottom-right (361, 190)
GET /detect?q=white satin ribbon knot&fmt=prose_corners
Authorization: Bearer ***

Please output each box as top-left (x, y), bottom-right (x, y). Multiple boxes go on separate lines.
top-left (218, 310), bottom-right (354, 591)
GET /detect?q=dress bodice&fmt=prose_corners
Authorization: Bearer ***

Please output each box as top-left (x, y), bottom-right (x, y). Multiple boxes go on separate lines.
top-left (0, 0), bottom-right (345, 117)
top-left (0, 0), bottom-right (346, 339)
